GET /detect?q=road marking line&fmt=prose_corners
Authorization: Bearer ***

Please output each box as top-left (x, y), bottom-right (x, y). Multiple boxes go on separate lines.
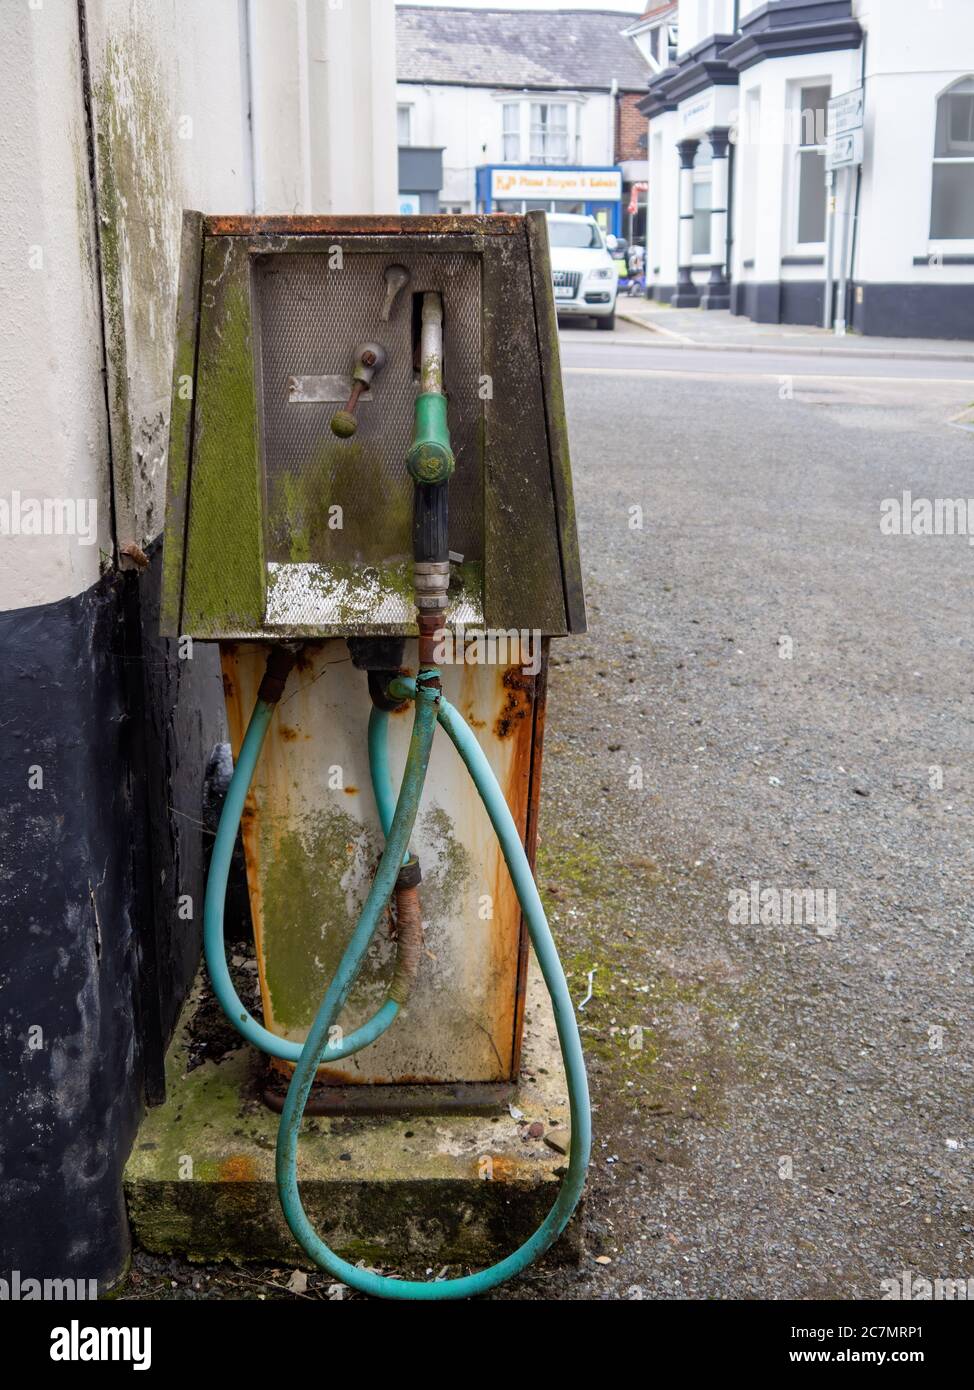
top-left (562, 366), bottom-right (973, 386)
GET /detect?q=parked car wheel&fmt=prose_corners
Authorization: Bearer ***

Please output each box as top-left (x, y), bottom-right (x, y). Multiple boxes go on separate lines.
top-left (596, 312), bottom-right (616, 331)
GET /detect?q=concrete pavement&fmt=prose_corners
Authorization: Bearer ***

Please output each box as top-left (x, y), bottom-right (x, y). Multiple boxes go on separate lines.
top-left (615, 295), bottom-right (974, 364)
top-left (496, 327), bottom-right (974, 1299)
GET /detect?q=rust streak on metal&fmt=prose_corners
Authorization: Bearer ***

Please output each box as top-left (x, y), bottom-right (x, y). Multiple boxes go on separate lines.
top-left (218, 1155), bottom-right (258, 1183)
top-left (478, 662), bottom-right (536, 1081)
top-left (221, 644), bottom-right (276, 1047)
top-left (417, 610), bottom-right (445, 671)
top-left (511, 640), bottom-right (549, 1077)
top-left (204, 213), bottom-right (523, 237)
top-left (494, 664), bottom-right (534, 740)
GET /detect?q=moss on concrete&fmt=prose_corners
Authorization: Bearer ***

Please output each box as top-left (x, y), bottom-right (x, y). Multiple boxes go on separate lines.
top-left (125, 966), bottom-right (580, 1269)
top-left (537, 823), bottom-right (756, 1124)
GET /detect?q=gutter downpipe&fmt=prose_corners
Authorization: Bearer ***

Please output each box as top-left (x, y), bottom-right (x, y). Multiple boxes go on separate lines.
top-left (243, 0), bottom-right (264, 214)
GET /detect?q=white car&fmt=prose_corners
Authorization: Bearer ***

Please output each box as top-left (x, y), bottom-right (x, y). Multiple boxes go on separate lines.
top-left (547, 213), bottom-right (618, 330)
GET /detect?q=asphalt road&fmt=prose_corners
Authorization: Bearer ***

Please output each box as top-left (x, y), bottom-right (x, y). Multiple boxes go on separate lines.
top-left (497, 322), bottom-right (974, 1299)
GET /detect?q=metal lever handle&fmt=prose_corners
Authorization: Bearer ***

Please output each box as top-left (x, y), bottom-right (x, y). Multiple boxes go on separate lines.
top-left (380, 264), bottom-right (410, 322)
top-left (331, 342), bottom-right (387, 438)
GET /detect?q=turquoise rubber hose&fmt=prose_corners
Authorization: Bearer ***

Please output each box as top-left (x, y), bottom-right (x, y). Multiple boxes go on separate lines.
top-left (203, 698), bottom-right (401, 1063)
top-left (205, 669), bottom-right (591, 1299)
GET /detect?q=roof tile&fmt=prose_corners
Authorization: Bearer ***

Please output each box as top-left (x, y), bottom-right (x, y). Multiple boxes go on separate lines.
top-left (397, 6), bottom-right (652, 91)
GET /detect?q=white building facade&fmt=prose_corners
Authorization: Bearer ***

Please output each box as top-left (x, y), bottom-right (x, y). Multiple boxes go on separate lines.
top-left (396, 6), bottom-right (651, 240)
top-left (398, 81), bottom-right (624, 213)
top-left (642, 0), bottom-right (974, 338)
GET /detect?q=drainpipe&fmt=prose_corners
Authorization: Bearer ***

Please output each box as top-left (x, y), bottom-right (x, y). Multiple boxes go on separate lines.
top-left (296, 0), bottom-right (313, 212)
top-left (822, 169), bottom-right (836, 328)
top-left (846, 32), bottom-right (868, 331)
top-left (243, 0), bottom-right (264, 214)
top-left (609, 77), bottom-right (619, 234)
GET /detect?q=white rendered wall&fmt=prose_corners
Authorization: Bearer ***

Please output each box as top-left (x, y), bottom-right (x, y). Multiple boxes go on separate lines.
top-left (854, 0), bottom-right (974, 289)
top-left (677, 0), bottom-right (736, 56)
top-left (648, 83), bottom-right (737, 290)
top-left (0, 3), bottom-right (111, 608)
top-left (647, 109), bottom-right (680, 288)
top-left (2, 0), bottom-right (397, 610)
top-left (732, 48), bottom-right (861, 288)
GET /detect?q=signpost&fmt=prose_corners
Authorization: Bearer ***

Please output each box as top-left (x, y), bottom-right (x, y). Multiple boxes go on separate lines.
top-left (826, 127), bottom-right (864, 171)
top-left (824, 88), bottom-right (864, 334)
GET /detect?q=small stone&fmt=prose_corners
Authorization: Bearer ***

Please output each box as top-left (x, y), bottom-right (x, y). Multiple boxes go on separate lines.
top-left (527, 1121), bottom-right (544, 1138)
top-left (544, 1129), bottom-right (569, 1155)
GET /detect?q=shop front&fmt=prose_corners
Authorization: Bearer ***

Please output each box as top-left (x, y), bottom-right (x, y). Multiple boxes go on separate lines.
top-left (476, 165), bottom-right (624, 238)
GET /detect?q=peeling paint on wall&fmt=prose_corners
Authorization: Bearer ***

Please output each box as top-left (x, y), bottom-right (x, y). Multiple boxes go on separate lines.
top-left (90, 25), bottom-right (179, 548)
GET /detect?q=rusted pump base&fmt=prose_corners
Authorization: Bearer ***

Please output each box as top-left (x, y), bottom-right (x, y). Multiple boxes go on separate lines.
top-left (124, 957), bottom-right (582, 1271)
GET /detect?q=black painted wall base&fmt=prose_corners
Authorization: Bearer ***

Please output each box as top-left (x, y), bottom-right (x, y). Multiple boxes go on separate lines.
top-left (732, 277), bottom-right (974, 340)
top-left (701, 285), bottom-right (731, 310)
top-left (0, 547), bottom-right (223, 1290)
top-left (731, 278), bottom-right (836, 326)
top-left (0, 574), bottom-right (139, 1290)
top-left (851, 282), bottom-right (974, 341)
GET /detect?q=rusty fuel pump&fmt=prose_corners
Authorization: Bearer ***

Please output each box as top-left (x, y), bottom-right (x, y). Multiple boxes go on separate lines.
top-left (161, 213), bottom-right (588, 1298)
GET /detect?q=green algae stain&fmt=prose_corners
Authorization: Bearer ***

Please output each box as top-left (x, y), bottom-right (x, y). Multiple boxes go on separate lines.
top-left (182, 244), bottom-right (265, 632)
top-left (414, 804), bottom-right (474, 929)
top-left (260, 807), bottom-right (381, 1030)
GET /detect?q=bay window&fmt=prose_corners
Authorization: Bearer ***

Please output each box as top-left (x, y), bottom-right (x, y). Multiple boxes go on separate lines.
top-left (795, 84), bottom-right (830, 246)
top-left (693, 140), bottom-right (713, 257)
top-left (530, 103), bottom-right (569, 164)
top-left (502, 102), bottom-right (520, 163)
top-left (931, 77), bottom-right (974, 239)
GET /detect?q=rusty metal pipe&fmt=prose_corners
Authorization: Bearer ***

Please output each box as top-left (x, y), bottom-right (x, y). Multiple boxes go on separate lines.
top-left (388, 885), bottom-right (423, 1006)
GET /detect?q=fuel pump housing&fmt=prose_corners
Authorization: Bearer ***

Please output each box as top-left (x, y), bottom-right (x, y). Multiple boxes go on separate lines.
top-left (161, 212), bottom-right (585, 1106)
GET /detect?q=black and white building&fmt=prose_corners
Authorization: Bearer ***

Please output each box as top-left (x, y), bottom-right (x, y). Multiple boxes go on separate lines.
top-left (640, 0), bottom-right (974, 339)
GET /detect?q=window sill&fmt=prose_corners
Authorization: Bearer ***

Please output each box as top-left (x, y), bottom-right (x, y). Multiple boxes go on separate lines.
top-left (914, 251), bottom-right (974, 265)
top-left (782, 254), bottom-right (824, 266)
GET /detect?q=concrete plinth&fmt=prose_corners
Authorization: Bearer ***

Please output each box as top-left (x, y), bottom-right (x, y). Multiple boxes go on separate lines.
top-left (125, 956), bottom-right (582, 1272)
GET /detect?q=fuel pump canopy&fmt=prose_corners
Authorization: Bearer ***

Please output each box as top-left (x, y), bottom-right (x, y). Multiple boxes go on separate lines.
top-left (161, 212), bottom-right (586, 641)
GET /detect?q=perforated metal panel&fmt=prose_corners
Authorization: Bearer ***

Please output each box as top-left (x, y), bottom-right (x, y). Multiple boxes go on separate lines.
top-left (254, 250), bottom-right (483, 567)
